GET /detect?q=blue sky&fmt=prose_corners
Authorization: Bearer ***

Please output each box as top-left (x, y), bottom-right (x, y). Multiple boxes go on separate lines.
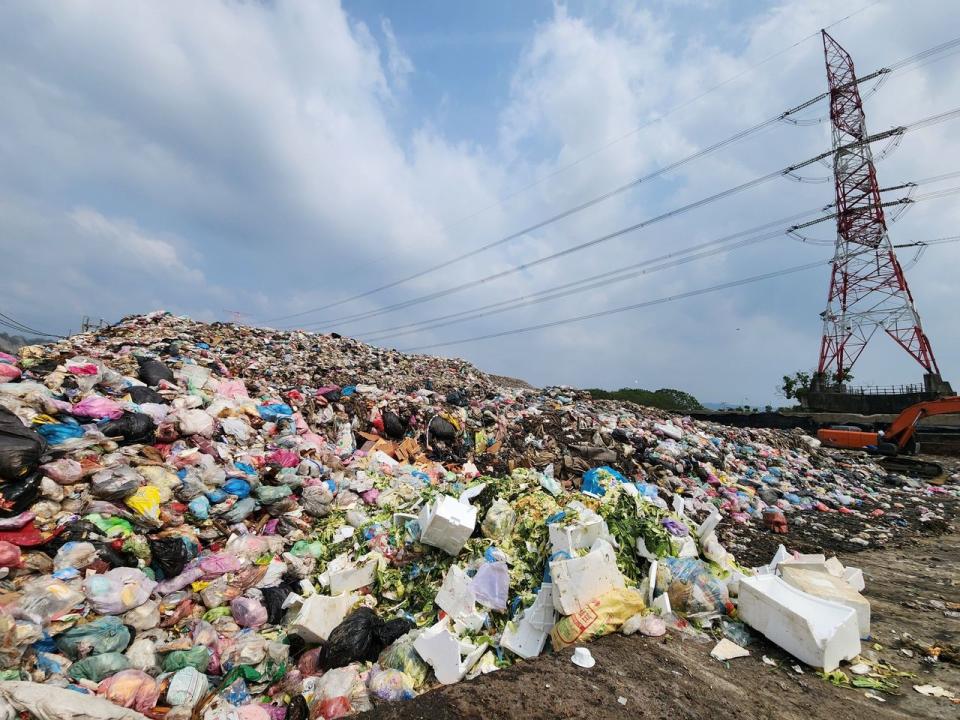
top-left (2, 0), bottom-right (959, 406)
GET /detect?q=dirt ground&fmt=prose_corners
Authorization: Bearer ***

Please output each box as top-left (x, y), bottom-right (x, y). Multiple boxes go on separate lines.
top-left (362, 527), bottom-right (959, 719)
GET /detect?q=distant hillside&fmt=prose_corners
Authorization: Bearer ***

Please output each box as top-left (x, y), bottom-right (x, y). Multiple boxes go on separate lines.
top-left (0, 331), bottom-right (47, 355)
top-left (586, 387), bottom-right (705, 412)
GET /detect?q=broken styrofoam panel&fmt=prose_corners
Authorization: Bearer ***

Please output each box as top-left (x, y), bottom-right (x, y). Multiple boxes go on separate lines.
top-left (418, 495), bottom-right (477, 556)
top-left (842, 567), bottom-right (865, 593)
top-left (436, 565), bottom-right (485, 632)
top-left (550, 539), bottom-right (625, 616)
top-left (288, 592), bottom-right (357, 643)
top-left (413, 618), bottom-right (488, 685)
top-left (779, 566), bottom-right (871, 639)
top-left (327, 553), bottom-right (380, 596)
top-left (738, 575), bottom-right (860, 671)
top-left (500, 583), bottom-right (557, 659)
top-left (711, 638), bottom-right (750, 661)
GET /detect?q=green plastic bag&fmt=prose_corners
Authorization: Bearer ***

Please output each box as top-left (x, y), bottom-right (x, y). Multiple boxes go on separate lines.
top-left (55, 616), bottom-right (131, 659)
top-left (68, 651), bottom-right (130, 682)
top-left (162, 646), bottom-right (211, 673)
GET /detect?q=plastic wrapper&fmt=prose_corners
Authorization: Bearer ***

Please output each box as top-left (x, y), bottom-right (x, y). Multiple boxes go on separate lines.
top-left (470, 561), bottom-right (509, 611)
top-left (39, 458), bottom-right (83, 485)
top-left (480, 499), bottom-right (516, 541)
top-left (550, 588), bottom-right (646, 650)
top-left (15, 575), bottom-right (84, 622)
top-left (125, 637), bottom-right (159, 673)
top-left (231, 596), bottom-right (268, 628)
top-left (367, 666), bottom-right (416, 702)
top-left (90, 467), bottom-right (141, 501)
top-left (377, 632), bottom-right (429, 688)
top-left (166, 666), bottom-right (208, 708)
top-left (84, 568), bottom-right (157, 615)
top-left (54, 541), bottom-right (98, 571)
top-left (657, 556), bottom-right (730, 616)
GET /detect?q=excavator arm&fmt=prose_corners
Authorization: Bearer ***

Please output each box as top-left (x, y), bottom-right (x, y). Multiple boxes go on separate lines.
top-left (882, 396), bottom-right (960, 450)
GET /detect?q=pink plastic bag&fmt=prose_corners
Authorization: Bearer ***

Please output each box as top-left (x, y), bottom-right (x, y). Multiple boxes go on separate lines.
top-left (215, 379), bottom-right (249, 399)
top-left (72, 395), bottom-right (124, 420)
top-left (0, 541), bottom-right (21, 567)
top-left (40, 458), bottom-right (84, 485)
top-left (0, 365), bottom-right (21, 381)
top-left (230, 596), bottom-right (267, 628)
top-left (0, 352), bottom-right (17, 363)
top-left (199, 552), bottom-right (242, 577)
top-left (97, 669), bottom-right (160, 713)
top-left (266, 449), bottom-right (299, 468)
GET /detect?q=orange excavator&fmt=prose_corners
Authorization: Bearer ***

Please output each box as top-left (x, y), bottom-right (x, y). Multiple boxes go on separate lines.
top-left (817, 396), bottom-right (960, 478)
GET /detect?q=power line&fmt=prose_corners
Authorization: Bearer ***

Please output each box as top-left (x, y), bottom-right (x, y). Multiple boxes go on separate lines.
top-left (360, 183), bottom-right (960, 343)
top-left (400, 260), bottom-right (831, 352)
top-left (399, 236), bottom-right (960, 353)
top-left (262, 28), bottom-right (960, 325)
top-left (0, 312), bottom-right (64, 340)
top-left (290, 106), bottom-right (960, 330)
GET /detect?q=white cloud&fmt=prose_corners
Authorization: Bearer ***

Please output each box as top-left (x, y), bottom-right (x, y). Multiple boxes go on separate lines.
top-left (0, 0), bottom-right (958, 404)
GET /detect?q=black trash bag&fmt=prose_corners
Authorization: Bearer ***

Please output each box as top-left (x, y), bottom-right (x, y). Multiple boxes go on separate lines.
top-left (382, 411), bottom-right (405, 440)
top-left (127, 386), bottom-right (165, 405)
top-left (94, 541), bottom-right (139, 568)
top-left (0, 473), bottom-right (42, 517)
top-left (0, 406), bottom-right (47, 482)
top-left (286, 695), bottom-right (309, 720)
top-left (100, 412), bottom-right (156, 445)
top-left (320, 388), bottom-right (341, 403)
top-left (428, 416), bottom-right (457, 443)
top-left (285, 633), bottom-right (308, 660)
top-left (260, 585), bottom-right (293, 625)
top-left (319, 608), bottom-right (414, 670)
top-left (149, 537), bottom-right (190, 578)
top-left (137, 357), bottom-right (174, 387)
top-left (445, 390), bottom-right (469, 407)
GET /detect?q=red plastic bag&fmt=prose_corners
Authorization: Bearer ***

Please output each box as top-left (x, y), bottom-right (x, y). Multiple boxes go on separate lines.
top-left (316, 697), bottom-right (351, 720)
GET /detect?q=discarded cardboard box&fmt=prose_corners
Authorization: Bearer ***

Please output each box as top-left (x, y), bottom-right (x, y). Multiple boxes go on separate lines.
top-left (738, 575), bottom-right (859, 671)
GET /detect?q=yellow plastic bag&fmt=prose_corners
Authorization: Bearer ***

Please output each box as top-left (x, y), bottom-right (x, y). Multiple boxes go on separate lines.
top-left (550, 588), bottom-right (646, 650)
top-left (125, 485), bottom-right (161, 522)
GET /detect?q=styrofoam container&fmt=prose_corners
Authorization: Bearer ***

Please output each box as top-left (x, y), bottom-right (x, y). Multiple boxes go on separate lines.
top-left (413, 618), bottom-right (488, 685)
top-left (419, 495), bottom-right (477, 556)
top-left (738, 575), bottom-right (860, 671)
top-left (548, 518), bottom-right (606, 556)
top-left (779, 566), bottom-right (871, 638)
top-left (550, 539), bottom-right (625, 615)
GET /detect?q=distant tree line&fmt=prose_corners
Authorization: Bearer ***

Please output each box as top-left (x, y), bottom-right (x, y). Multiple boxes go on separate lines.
top-left (586, 387), bottom-right (705, 412)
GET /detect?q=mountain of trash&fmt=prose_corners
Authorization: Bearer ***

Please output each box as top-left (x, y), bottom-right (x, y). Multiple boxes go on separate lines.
top-left (0, 311), bottom-right (954, 719)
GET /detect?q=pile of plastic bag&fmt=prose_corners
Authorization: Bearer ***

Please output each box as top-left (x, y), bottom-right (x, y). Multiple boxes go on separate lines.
top-left (0, 312), bottom-right (953, 719)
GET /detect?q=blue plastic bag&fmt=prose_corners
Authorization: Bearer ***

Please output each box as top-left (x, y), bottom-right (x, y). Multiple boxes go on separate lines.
top-left (36, 422), bottom-right (85, 444)
top-left (256, 404), bottom-right (292, 421)
top-left (581, 466), bottom-right (626, 496)
top-left (223, 478), bottom-right (251, 498)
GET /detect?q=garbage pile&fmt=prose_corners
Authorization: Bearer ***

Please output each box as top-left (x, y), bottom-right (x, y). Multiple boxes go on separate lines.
top-left (0, 312), bottom-right (955, 719)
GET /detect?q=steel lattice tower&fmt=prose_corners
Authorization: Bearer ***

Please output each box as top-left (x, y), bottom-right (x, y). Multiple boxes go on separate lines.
top-left (817, 30), bottom-right (940, 383)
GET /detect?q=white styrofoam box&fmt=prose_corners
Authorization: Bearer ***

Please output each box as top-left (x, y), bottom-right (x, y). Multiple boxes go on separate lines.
top-left (654, 422), bottom-right (683, 440)
top-left (288, 592), bottom-right (357, 643)
top-left (738, 575), bottom-right (860, 671)
top-left (550, 539), bottom-right (625, 615)
top-left (327, 553), bottom-right (379, 595)
top-left (548, 518), bottom-right (606, 556)
top-left (779, 566), bottom-right (871, 639)
top-left (413, 617), bottom-right (488, 685)
top-left (419, 495), bottom-right (477, 556)
top-left (500, 583), bottom-right (557, 659)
